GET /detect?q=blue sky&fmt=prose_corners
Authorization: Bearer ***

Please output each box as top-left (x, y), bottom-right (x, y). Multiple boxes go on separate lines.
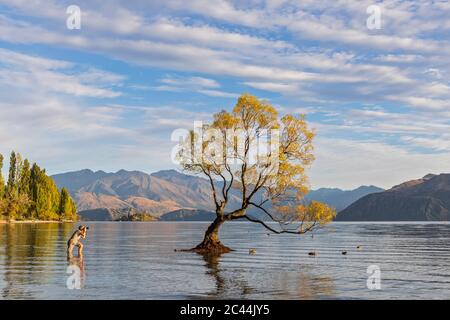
top-left (0, 0), bottom-right (449, 189)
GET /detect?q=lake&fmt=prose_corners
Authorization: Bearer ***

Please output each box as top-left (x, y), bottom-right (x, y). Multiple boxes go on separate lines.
top-left (1, 222), bottom-right (450, 299)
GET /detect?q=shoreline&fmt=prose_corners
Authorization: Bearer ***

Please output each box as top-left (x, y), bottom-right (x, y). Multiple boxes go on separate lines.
top-left (0, 220), bottom-right (75, 224)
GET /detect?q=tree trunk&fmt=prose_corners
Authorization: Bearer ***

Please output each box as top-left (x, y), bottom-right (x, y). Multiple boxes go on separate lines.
top-left (192, 216), bottom-right (232, 253)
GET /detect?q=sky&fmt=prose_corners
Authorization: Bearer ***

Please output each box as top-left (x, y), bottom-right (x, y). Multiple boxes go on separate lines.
top-left (0, 0), bottom-right (449, 190)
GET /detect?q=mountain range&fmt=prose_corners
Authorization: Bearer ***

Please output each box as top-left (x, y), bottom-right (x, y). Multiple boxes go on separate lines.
top-left (51, 169), bottom-right (383, 220)
top-left (52, 169), bottom-right (219, 216)
top-left (304, 186), bottom-right (383, 211)
top-left (337, 174), bottom-right (450, 221)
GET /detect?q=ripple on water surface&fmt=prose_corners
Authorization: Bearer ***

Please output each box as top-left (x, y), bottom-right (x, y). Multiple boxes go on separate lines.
top-left (1, 222), bottom-right (450, 299)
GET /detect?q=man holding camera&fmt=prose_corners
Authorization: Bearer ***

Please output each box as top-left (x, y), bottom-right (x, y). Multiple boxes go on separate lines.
top-left (67, 225), bottom-right (89, 258)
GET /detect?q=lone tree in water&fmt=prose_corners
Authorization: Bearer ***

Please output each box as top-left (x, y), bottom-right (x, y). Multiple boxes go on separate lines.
top-left (177, 94), bottom-right (335, 253)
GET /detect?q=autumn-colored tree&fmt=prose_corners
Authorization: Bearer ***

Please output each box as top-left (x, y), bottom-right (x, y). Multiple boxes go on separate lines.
top-left (3, 192), bottom-right (32, 221)
top-left (177, 94), bottom-right (335, 253)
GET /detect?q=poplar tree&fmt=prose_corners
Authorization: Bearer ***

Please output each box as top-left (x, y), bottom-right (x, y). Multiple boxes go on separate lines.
top-left (0, 153), bottom-right (4, 199)
top-left (19, 158), bottom-right (31, 196)
top-left (6, 151), bottom-right (17, 197)
top-left (70, 198), bottom-right (77, 221)
top-left (0, 153), bottom-right (5, 218)
top-left (59, 187), bottom-right (72, 220)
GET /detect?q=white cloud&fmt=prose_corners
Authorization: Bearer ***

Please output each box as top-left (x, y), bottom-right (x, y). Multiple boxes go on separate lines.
top-left (197, 89), bottom-right (239, 98)
top-left (243, 81), bottom-right (299, 94)
top-left (400, 136), bottom-right (450, 152)
top-left (309, 138), bottom-right (450, 189)
top-left (147, 75), bottom-right (239, 98)
top-left (160, 76), bottom-right (220, 89)
top-left (0, 49), bottom-right (134, 172)
top-left (0, 48), bottom-right (123, 98)
top-left (0, 0), bottom-right (449, 188)
top-left (1, 4), bottom-right (448, 112)
top-left (387, 96), bottom-right (450, 111)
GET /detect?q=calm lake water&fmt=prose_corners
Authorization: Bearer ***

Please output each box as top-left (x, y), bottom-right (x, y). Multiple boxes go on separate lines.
top-left (1, 222), bottom-right (450, 300)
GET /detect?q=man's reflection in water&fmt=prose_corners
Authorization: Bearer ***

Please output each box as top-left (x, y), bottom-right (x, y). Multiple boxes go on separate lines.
top-left (66, 256), bottom-right (86, 289)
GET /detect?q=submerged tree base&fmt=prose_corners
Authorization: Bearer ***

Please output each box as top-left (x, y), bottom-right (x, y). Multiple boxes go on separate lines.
top-left (192, 241), bottom-right (233, 254)
top-left (174, 217), bottom-right (234, 254)
top-left (176, 240), bottom-right (233, 254)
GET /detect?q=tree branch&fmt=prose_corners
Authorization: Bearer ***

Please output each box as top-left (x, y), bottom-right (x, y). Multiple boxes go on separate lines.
top-left (241, 215), bottom-right (317, 234)
top-left (201, 167), bottom-right (220, 211)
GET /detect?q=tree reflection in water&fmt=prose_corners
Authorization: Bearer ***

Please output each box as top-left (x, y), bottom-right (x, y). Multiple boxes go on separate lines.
top-left (199, 251), bottom-right (335, 299)
top-left (199, 252), bottom-right (254, 298)
top-left (0, 223), bottom-right (75, 298)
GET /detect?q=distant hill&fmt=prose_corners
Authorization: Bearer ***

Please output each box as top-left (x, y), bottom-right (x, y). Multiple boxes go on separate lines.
top-left (304, 186), bottom-right (384, 211)
top-left (78, 208), bottom-right (157, 221)
top-left (51, 169), bottom-right (110, 194)
top-left (78, 208), bottom-right (115, 221)
top-left (53, 169), bottom-right (383, 221)
top-left (336, 174), bottom-right (450, 221)
top-left (159, 209), bottom-right (215, 221)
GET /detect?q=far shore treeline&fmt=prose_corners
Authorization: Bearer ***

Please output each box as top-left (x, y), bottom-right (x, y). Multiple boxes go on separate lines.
top-left (0, 151), bottom-right (77, 222)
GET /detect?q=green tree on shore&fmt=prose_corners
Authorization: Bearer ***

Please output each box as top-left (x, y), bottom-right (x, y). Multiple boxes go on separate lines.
top-left (59, 187), bottom-right (77, 221)
top-left (4, 151), bottom-right (23, 220)
top-left (0, 154), bottom-right (6, 217)
top-left (19, 159), bottom-right (31, 197)
top-left (29, 163), bottom-right (61, 220)
top-left (0, 151), bottom-right (77, 221)
top-left (6, 151), bottom-right (17, 198)
top-left (0, 154), bottom-right (5, 199)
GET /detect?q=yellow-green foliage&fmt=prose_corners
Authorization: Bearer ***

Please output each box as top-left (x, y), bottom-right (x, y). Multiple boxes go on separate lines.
top-left (59, 187), bottom-right (77, 221)
top-left (0, 151), bottom-right (77, 221)
top-left (178, 94), bottom-right (335, 235)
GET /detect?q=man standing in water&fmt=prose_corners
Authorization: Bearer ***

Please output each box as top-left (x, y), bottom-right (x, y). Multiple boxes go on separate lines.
top-left (67, 225), bottom-right (88, 258)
